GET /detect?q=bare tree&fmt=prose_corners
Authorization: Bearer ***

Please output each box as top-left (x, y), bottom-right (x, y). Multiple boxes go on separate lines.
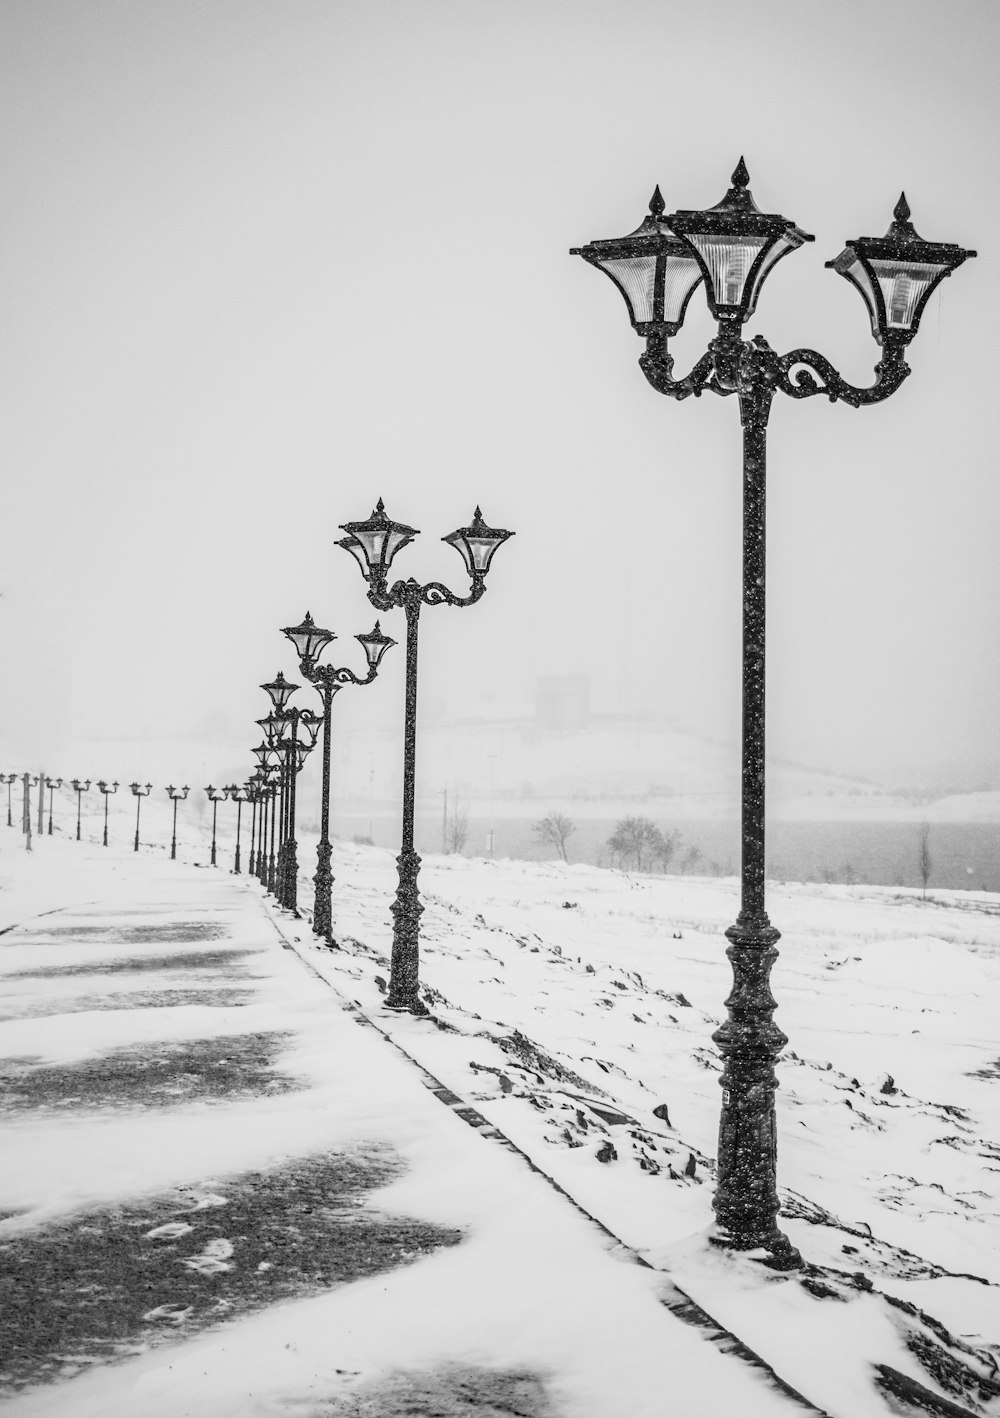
top-left (445, 806), bottom-right (469, 855)
top-left (532, 811), bottom-right (575, 862)
top-left (607, 816), bottom-right (664, 872)
top-left (918, 821), bottom-right (931, 897)
top-left (652, 828), bottom-right (681, 873)
top-left (680, 844), bottom-right (703, 875)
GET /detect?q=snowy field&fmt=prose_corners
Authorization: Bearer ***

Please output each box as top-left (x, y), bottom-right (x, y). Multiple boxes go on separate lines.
top-left (1, 814), bottom-right (999, 1416)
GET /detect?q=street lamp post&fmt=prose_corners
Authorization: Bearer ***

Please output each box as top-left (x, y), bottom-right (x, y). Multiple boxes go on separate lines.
top-left (166, 785), bottom-right (190, 860)
top-left (96, 781), bottom-right (119, 847)
top-left (71, 779), bottom-right (91, 840)
top-left (6, 773), bottom-right (17, 827)
top-left (338, 500), bottom-right (513, 1012)
top-left (227, 784), bottom-right (250, 874)
top-left (205, 785), bottom-right (228, 867)
top-left (129, 782), bottom-right (153, 852)
top-left (249, 753), bottom-right (275, 884)
top-left (572, 161), bottom-right (975, 1266)
top-left (44, 777), bottom-right (63, 835)
top-left (281, 612), bottom-right (396, 940)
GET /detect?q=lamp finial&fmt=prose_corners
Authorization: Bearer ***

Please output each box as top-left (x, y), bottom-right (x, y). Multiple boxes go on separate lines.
top-left (649, 185), bottom-right (665, 218)
top-left (732, 157), bottom-right (750, 190)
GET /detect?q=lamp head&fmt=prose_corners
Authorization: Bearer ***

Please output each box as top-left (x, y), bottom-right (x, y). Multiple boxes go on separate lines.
top-left (355, 620), bottom-right (397, 672)
top-left (825, 193), bottom-right (976, 347)
top-left (282, 611), bottom-right (335, 669)
top-left (570, 185), bottom-right (704, 336)
top-left (337, 498), bottom-right (418, 582)
top-left (666, 158), bottom-right (813, 328)
top-left (442, 507), bottom-right (514, 578)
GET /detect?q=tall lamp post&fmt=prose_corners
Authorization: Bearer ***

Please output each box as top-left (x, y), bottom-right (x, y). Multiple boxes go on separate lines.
top-left (572, 161), bottom-right (975, 1266)
top-left (6, 773), bottom-right (17, 827)
top-left (227, 784), bottom-right (250, 874)
top-left (96, 780), bottom-right (119, 847)
top-left (129, 781), bottom-right (153, 851)
top-left (338, 500), bottom-right (513, 1013)
top-left (166, 785), bottom-right (190, 860)
top-left (205, 785), bottom-right (228, 867)
top-left (44, 777), bottom-right (63, 835)
top-left (281, 611), bottom-right (396, 940)
top-left (71, 779), bottom-right (91, 840)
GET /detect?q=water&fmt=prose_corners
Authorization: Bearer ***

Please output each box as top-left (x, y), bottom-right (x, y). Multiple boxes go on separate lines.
top-left (322, 811), bottom-right (1000, 893)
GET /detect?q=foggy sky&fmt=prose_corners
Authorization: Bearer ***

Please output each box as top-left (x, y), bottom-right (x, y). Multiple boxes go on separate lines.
top-left (2, 0), bottom-right (997, 793)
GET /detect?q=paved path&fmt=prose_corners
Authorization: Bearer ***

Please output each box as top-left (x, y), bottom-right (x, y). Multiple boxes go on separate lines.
top-left (0, 841), bottom-right (825, 1417)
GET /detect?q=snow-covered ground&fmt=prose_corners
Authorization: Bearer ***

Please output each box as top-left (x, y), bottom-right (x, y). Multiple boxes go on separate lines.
top-left (2, 825), bottom-right (999, 1416)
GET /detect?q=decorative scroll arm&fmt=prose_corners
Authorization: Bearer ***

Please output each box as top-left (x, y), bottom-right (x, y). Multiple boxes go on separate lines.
top-left (639, 340), bottom-right (729, 401)
top-left (775, 345), bottom-right (911, 408)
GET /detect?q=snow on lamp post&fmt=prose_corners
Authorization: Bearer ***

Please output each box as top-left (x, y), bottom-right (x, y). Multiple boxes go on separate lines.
top-left (96, 781), bottom-right (118, 848)
top-left (227, 784), bottom-right (250, 874)
top-left (71, 779), bottom-right (91, 840)
top-left (337, 500), bottom-right (513, 1013)
top-left (44, 777), bottom-right (63, 835)
top-left (205, 785), bottom-right (228, 867)
top-left (129, 781), bottom-right (152, 852)
top-left (166, 785), bottom-right (189, 860)
top-left (282, 611), bottom-right (396, 942)
top-left (572, 161), bottom-right (975, 1268)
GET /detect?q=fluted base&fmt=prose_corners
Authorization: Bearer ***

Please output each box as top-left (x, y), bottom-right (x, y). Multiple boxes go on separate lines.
top-left (313, 839), bottom-right (334, 938)
top-left (386, 847), bottom-right (428, 1014)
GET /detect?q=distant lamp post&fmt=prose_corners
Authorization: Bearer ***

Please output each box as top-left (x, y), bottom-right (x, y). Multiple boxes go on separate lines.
top-left (166, 784), bottom-right (190, 860)
top-left (338, 499), bottom-right (513, 1012)
top-left (96, 780), bottom-right (119, 847)
top-left (6, 773), bottom-right (18, 827)
top-left (282, 610), bottom-right (396, 940)
top-left (227, 784), bottom-right (250, 873)
top-left (129, 781), bottom-right (153, 852)
top-left (44, 777), bottom-right (63, 835)
top-left (71, 779), bottom-right (91, 840)
top-left (572, 161), bottom-right (975, 1267)
top-left (205, 785), bottom-right (228, 866)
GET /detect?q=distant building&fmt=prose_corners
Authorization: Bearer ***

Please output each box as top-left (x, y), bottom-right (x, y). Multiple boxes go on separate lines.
top-left (535, 674), bottom-right (590, 732)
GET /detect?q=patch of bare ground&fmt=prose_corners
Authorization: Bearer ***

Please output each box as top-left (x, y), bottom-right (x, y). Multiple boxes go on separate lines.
top-left (299, 1365), bottom-right (552, 1416)
top-left (0, 1149), bottom-right (464, 1394)
top-left (0, 1031), bottom-right (299, 1111)
top-left (0, 988), bottom-right (254, 1021)
top-left (6, 948), bottom-right (259, 978)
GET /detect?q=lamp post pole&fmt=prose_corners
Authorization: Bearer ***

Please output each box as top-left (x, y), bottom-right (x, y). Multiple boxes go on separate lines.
top-left (205, 785), bottom-right (228, 867)
top-left (281, 612), bottom-right (395, 941)
top-left (166, 785), bottom-right (190, 860)
top-left (227, 785), bottom-right (249, 874)
top-left (6, 773), bottom-right (17, 827)
top-left (338, 502), bottom-right (513, 1012)
top-left (71, 779), bottom-right (90, 840)
top-left (129, 782), bottom-right (152, 851)
top-left (45, 777), bottom-right (62, 835)
top-left (572, 161), bottom-right (975, 1266)
top-left (96, 781), bottom-right (119, 847)
top-left (247, 779), bottom-right (259, 875)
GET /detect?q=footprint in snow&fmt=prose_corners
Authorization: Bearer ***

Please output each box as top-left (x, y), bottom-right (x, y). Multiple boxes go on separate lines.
top-left (182, 1237), bottom-right (234, 1274)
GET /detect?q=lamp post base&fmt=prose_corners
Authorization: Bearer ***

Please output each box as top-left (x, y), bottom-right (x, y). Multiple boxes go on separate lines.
top-left (386, 847), bottom-right (428, 1014)
top-left (711, 916), bottom-right (802, 1270)
top-left (313, 839), bottom-right (333, 938)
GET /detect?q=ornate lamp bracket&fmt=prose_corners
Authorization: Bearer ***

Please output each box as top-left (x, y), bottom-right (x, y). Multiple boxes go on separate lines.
top-left (775, 344), bottom-right (911, 407)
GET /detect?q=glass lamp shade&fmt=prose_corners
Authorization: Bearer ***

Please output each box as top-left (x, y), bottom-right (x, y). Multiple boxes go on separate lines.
top-left (257, 712), bottom-right (289, 746)
top-left (666, 158), bottom-right (813, 325)
top-left (337, 499), bottom-right (418, 580)
top-left (72, 779), bottom-right (90, 792)
top-left (282, 611), bottom-right (335, 666)
top-left (294, 741), bottom-right (313, 770)
top-left (826, 194), bottom-right (976, 347)
top-left (296, 712), bottom-right (323, 749)
top-left (356, 620), bottom-right (397, 671)
top-left (442, 507), bottom-right (514, 576)
top-left (260, 671), bottom-right (298, 711)
top-left (570, 186), bottom-right (704, 336)
top-left (251, 743), bottom-right (272, 768)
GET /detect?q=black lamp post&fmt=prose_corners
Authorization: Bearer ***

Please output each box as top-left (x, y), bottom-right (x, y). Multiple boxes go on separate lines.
top-left (250, 747), bottom-right (278, 887)
top-left (282, 612), bottom-right (396, 940)
top-left (338, 500), bottom-right (513, 1012)
top-left (166, 785), bottom-right (190, 860)
top-left (227, 784), bottom-right (250, 874)
top-left (44, 777), bottom-right (63, 835)
top-left (246, 775), bottom-right (261, 875)
top-left (6, 773), bottom-right (18, 827)
top-left (129, 781), bottom-right (153, 851)
top-left (96, 780), bottom-right (119, 847)
top-left (572, 161), bottom-right (975, 1267)
top-left (71, 779), bottom-right (91, 840)
top-left (205, 785), bottom-right (228, 867)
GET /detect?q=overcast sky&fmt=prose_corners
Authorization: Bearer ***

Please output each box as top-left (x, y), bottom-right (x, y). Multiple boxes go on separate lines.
top-left (2, 0), bottom-right (997, 792)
